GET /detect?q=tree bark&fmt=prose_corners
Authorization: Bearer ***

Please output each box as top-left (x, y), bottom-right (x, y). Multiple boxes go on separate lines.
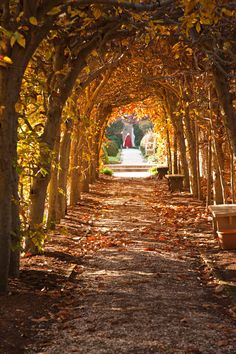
top-left (183, 105), bottom-right (199, 197)
top-left (47, 127), bottom-right (61, 228)
top-left (173, 132), bottom-right (178, 174)
top-left (57, 119), bottom-right (73, 219)
top-left (29, 41), bottom-right (96, 234)
top-left (213, 150), bottom-right (224, 204)
top-left (164, 92), bottom-right (190, 189)
top-left (69, 121), bottom-right (82, 206)
top-left (213, 65), bottom-right (236, 156)
top-left (0, 70), bottom-right (14, 291)
top-left (206, 128), bottom-right (212, 207)
top-left (29, 101), bottom-right (62, 231)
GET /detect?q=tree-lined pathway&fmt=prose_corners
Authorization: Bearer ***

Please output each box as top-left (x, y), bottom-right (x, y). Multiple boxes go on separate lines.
top-left (24, 177), bottom-right (236, 354)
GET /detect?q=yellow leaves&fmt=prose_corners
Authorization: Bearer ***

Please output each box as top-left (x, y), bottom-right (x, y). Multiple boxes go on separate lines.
top-left (17, 35), bottom-right (26, 48)
top-left (85, 66), bottom-right (90, 74)
top-left (91, 5), bottom-right (103, 19)
top-left (91, 50), bottom-right (98, 57)
top-left (67, 6), bottom-right (81, 18)
top-left (183, 0), bottom-right (197, 15)
top-left (47, 6), bottom-right (61, 16)
top-left (199, 17), bottom-right (212, 25)
top-left (145, 34), bottom-right (150, 45)
top-left (221, 8), bottom-right (234, 17)
top-left (11, 31), bottom-right (26, 48)
top-left (186, 47), bottom-right (193, 56)
top-left (29, 17), bottom-right (38, 26)
top-left (172, 42), bottom-right (181, 59)
top-left (195, 22), bottom-right (201, 33)
top-left (15, 102), bottom-right (23, 113)
top-left (0, 55), bottom-right (13, 65)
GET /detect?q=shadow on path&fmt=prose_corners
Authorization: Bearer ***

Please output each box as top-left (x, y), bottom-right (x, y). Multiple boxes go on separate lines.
top-left (25, 177), bottom-right (236, 354)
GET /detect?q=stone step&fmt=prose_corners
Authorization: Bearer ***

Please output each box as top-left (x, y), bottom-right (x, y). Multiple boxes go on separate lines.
top-left (105, 164), bottom-right (157, 172)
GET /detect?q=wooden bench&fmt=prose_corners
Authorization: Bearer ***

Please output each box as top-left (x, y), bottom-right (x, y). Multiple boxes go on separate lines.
top-left (165, 174), bottom-right (184, 192)
top-left (156, 166), bottom-right (168, 179)
top-left (208, 204), bottom-right (236, 249)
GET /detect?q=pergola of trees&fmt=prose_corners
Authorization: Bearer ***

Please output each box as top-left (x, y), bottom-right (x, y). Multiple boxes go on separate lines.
top-left (0, 0), bottom-right (235, 292)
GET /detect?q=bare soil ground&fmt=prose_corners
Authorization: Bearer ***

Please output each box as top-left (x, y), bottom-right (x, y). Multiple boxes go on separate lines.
top-left (1, 176), bottom-right (236, 354)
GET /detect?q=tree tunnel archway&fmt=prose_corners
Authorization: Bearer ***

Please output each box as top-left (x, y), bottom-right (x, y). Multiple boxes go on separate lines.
top-left (0, 0), bottom-right (236, 292)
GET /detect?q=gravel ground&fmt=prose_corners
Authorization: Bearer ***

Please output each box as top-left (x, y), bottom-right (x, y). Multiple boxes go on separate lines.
top-left (26, 178), bottom-right (236, 354)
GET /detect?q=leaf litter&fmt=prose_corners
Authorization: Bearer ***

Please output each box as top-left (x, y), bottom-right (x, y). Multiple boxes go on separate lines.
top-left (1, 176), bottom-right (236, 353)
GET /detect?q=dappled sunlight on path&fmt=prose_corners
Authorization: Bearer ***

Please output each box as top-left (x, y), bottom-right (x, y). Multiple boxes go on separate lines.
top-left (27, 177), bottom-right (236, 354)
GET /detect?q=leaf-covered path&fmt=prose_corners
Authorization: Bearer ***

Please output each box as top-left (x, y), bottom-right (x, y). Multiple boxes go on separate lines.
top-left (22, 176), bottom-right (236, 354)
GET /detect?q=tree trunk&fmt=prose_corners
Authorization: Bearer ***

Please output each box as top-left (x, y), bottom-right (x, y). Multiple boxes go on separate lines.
top-left (0, 71), bottom-right (14, 291)
top-left (213, 150), bottom-right (224, 204)
top-left (9, 167), bottom-right (20, 277)
top-left (174, 116), bottom-right (190, 189)
top-left (57, 119), bottom-right (73, 219)
top-left (69, 121), bottom-right (82, 206)
top-left (29, 102), bottom-right (62, 232)
top-left (81, 157), bottom-right (90, 193)
top-left (206, 129), bottom-right (212, 207)
top-left (0, 23), bottom-right (62, 290)
top-left (213, 65), bottom-right (236, 156)
top-left (164, 92), bottom-right (190, 188)
top-left (173, 132), bottom-right (178, 174)
top-left (208, 88), bottom-right (226, 204)
top-left (47, 127), bottom-right (61, 228)
top-left (163, 106), bottom-right (172, 174)
top-left (230, 150), bottom-right (235, 203)
top-left (183, 106), bottom-right (199, 197)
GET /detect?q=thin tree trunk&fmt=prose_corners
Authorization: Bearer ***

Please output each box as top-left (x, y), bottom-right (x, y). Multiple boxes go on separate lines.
top-left (213, 150), bottom-right (224, 204)
top-left (29, 104), bottom-right (62, 231)
top-left (195, 121), bottom-right (202, 199)
top-left (57, 119), bottom-right (73, 219)
top-left (230, 151), bottom-right (235, 203)
top-left (206, 126), bottom-right (212, 208)
top-left (164, 92), bottom-right (190, 188)
top-left (81, 157), bottom-right (90, 193)
top-left (173, 132), bottom-right (178, 174)
top-left (47, 127), bottom-right (61, 228)
top-left (213, 65), bottom-right (236, 156)
top-left (183, 106), bottom-right (198, 197)
top-left (164, 110), bottom-right (172, 174)
top-left (209, 88), bottom-right (226, 204)
top-left (69, 121), bottom-right (82, 206)
top-left (175, 116), bottom-right (190, 189)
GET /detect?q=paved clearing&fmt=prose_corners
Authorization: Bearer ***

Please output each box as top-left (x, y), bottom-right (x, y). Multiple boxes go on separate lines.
top-left (113, 148), bottom-right (152, 178)
top-left (120, 148), bottom-right (146, 165)
top-left (27, 177), bottom-right (236, 354)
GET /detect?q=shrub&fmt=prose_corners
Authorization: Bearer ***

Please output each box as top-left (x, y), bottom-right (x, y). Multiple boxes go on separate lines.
top-left (105, 140), bottom-right (119, 156)
top-left (133, 124), bottom-right (144, 147)
top-left (101, 145), bottom-right (109, 164)
top-left (108, 151), bottom-right (121, 164)
top-left (139, 145), bottom-right (146, 157)
top-left (148, 166), bottom-right (158, 175)
top-left (108, 134), bottom-right (123, 149)
top-left (100, 167), bottom-right (113, 176)
top-left (106, 120), bottom-right (124, 136)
